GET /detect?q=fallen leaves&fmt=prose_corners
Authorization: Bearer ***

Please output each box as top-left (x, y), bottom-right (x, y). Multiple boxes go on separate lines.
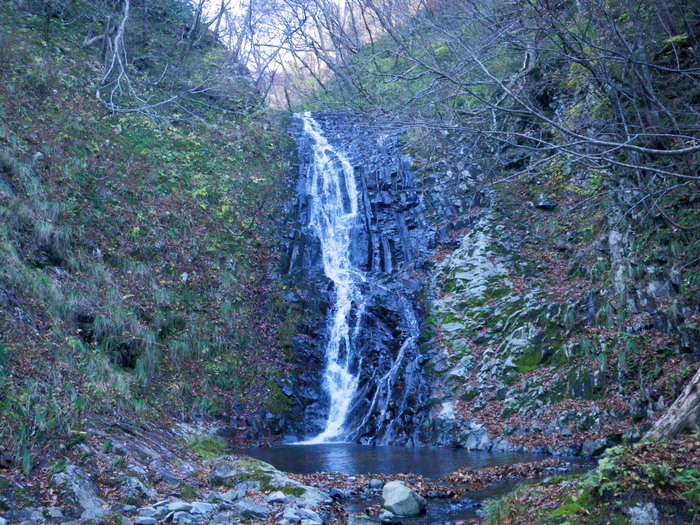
top-left (442, 458), bottom-right (579, 489)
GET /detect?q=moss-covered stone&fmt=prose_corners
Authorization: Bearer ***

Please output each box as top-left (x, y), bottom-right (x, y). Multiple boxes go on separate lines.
top-left (514, 345), bottom-right (543, 373)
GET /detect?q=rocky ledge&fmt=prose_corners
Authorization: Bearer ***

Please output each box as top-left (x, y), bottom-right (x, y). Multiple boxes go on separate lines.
top-left (0, 419), bottom-right (332, 525)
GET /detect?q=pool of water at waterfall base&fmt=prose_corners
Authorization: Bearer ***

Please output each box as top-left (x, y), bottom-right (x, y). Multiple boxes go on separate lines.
top-left (236, 443), bottom-right (587, 523)
top-left (237, 443), bottom-right (541, 479)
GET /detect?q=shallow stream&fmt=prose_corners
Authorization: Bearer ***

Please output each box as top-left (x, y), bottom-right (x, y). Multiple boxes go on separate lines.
top-left (239, 443), bottom-right (555, 523)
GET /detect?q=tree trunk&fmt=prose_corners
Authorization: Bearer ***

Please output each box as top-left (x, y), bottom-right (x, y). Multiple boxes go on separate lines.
top-left (645, 366), bottom-right (700, 441)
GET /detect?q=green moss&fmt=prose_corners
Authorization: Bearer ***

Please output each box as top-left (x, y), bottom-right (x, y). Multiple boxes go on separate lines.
top-left (546, 500), bottom-right (585, 519)
top-left (273, 484), bottom-right (306, 497)
top-left (185, 435), bottom-right (228, 458)
top-left (514, 345), bottom-right (542, 373)
top-left (263, 379), bottom-right (292, 415)
top-left (232, 466), bottom-right (306, 496)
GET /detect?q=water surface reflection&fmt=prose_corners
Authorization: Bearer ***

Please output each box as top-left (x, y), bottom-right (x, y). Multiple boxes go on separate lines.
top-left (237, 443), bottom-right (540, 479)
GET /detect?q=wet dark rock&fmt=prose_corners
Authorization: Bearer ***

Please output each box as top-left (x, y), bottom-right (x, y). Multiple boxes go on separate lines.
top-left (330, 487), bottom-right (347, 500)
top-left (286, 112), bottom-right (437, 443)
top-left (348, 514), bottom-right (381, 525)
top-left (369, 479), bottom-right (384, 489)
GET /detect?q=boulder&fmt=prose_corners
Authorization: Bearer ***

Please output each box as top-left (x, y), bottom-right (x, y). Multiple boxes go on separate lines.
top-left (52, 464), bottom-right (107, 520)
top-left (628, 502), bottom-right (659, 525)
top-left (136, 506), bottom-right (156, 517)
top-left (382, 481), bottom-right (426, 516)
top-left (266, 490), bottom-right (288, 503)
top-left (167, 501), bottom-right (193, 513)
top-left (172, 511), bottom-right (197, 525)
top-left (190, 501), bottom-right (214, 514)
top-left (208, 458), bottom-right (241, 486)
top-left (281, 505), bottom-right (302, 522)
top-left (234, 499), bottom-right (270, 520)
top-left (329, 487), bottom-right (346, 500)
top-left (209, 511), bottom-right (238, 524)
top-left (135, 517), bottom-right (157, 525)
top-left (298, 507), bottom-right (323, 524)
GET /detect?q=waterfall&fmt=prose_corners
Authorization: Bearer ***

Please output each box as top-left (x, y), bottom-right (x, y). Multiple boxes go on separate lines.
top-left (297, 112), bottom-right (365, 443)
top-left (291, 111), bottom-right (432, 445)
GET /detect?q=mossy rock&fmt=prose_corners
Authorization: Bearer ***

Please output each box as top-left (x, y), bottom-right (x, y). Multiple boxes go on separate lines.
top-left (209, 456), bottom-right (325, 503)
top-left (0, 475), bottom-right (36, 511)
top-left (514, 345), bottom-right (543, 373)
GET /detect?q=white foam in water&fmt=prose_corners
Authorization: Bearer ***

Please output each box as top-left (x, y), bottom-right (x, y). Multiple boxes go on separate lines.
top-left (296, 112), bottom-right (366, 444)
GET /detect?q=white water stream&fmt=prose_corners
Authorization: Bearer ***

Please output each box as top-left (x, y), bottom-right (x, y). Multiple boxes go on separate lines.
top-left (297, 112), bottom-right (366, 443)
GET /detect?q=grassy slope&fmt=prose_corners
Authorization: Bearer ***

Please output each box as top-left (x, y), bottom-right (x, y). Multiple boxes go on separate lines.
top-left (0, 0), bottom-right (296, 471)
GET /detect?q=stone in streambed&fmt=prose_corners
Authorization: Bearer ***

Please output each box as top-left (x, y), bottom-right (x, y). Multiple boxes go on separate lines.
top-left (347, 513), bottom-right (381, 525)
top-left (329, 487), bottom-right (347, 500)
top-left (382, 481), bottom-right (426, 516)
top-left (368, 478), bottom-right (383, 489)
top-left (378, 508), bottom-right (401, 523)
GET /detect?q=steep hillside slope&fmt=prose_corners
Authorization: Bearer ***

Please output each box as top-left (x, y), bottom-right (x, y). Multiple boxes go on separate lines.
top-left (0, 0), bottom-right (295, 473)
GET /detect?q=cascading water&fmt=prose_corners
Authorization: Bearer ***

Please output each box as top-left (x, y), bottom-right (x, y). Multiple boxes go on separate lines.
top-left (297, 112), bottom-right (365, 443)
top-left (289, 111), bottom-right (433, 445)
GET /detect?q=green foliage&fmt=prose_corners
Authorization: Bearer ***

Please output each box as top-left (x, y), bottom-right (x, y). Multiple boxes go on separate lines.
top-left (51, 458), bottom-right (67, 473)
top-left (185, 435), bottom-right (228, 458)
top-left (674, 469), bottom-right (700, 505)
top-left (0, 0), bottom-right (296, 459)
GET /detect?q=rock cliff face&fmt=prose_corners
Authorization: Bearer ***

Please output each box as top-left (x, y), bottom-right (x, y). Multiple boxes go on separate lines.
top-left (282, 112), bottom-right (698, 454)
top-left (407, 128), bottom-right (699, 456)
top-left (283, 112), bottom-right (437, 444)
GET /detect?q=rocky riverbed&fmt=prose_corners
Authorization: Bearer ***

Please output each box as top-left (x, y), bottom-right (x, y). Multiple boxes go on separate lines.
top-left (0, 418), bottom-right (582, 525)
